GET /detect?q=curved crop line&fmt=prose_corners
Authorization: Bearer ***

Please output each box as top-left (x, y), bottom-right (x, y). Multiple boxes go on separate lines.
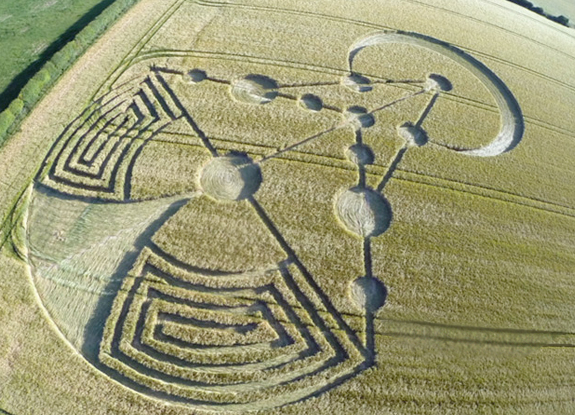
top-left (348, 31), bottom-right (525, 157)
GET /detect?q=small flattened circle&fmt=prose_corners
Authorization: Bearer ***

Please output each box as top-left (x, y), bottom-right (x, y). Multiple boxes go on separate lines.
top-left (336, 187), bottom-right (391, 237)
top-left (298, 94), bottom-right (323, 112)
top-left (345, 143), bottom-right (374, 165)
top-left (200, 153), bottom-right (262, 201)
top-left (424, 73), bottom-right (452, 92)
top-left (350, 276), bottom-right (387, 313)
top-left (187, 69), bottom-right (207, 84)
top-left (346, 106), bottom-right (375, 129)
top-left (343, 73), bottom-right (372, 93)
top-left (231, 74), bottom-right (278, 104)
top-left (398, 122), bottom-right (428, 147)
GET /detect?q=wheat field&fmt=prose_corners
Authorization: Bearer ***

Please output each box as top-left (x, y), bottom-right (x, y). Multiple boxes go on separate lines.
top-left (1, 0), bottom-right (575, 414)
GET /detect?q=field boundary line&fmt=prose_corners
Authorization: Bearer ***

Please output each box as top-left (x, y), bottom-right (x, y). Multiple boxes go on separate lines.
top-left (523, 116), bottom-right (575, 138)
top-left (99, 0), bottom-right (185, 97)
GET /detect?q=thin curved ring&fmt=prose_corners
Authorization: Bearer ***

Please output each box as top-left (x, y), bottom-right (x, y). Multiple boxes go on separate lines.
top-left (348, 31), bottom-right (525, 157)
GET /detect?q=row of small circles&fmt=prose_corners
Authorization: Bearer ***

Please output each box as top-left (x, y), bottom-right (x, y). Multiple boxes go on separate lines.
top-left (187, 68), bottom-right (439, 149)
top-left (186, 68), bottom-right (417, 118)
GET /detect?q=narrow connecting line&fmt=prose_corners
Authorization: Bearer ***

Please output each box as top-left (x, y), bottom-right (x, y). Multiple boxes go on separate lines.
top-left (416, 91), bottom-right (439, 129)
top-left (205, 76), bottom-right (230, 85)
top-left (353, 129), bottom-right (368, 188)
top-left (258, 124), bottom-right (344, 163)
top-left (376, 145), bottom-right (407, 193)
top-left (276, 81), bottom-right (342, 89)
top-left (152, 71), bottom-right (218, 157)
top-left (354, 128), bottom-right (363, 145)
top-left (276, 92), bottom-right (297, 100)
top-left (150, 65), bottom-right (184, 76)
top-left (357, 164), bottom-right (367, 188)
top-left (322, 103), bottom-right (344, 113)
top-left (371, 79), bottom-right (426, 85)
top-left (364, 312), bottom-right (376, 365)
top-left (363, 238), bottom-right (373, 279)
top-left (370, 89), bottom-right (426, 115)
top-left (361, 238), bottom-right (377, 355)
top-left (429, 141), bottom-right (466, 151)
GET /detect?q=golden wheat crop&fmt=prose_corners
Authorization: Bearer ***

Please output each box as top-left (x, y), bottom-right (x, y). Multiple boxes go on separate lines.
top-left (1, 0), bottom-right (575, 414)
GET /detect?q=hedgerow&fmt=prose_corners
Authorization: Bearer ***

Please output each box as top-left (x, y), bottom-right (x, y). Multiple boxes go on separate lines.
top-left (0, 0), bottom-right (141, 148)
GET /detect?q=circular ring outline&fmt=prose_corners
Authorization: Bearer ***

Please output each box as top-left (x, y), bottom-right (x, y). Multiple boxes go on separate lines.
top-left (348, 31), bottom-right (525, 157)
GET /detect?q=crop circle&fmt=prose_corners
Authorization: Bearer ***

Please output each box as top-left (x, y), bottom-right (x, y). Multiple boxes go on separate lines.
top-left (230, 74), bottom-right (279, 104)
top-left (200, 154), bottom-right (262, 201)
top-left (346, 143), bottom-right (375, 165)
top-left (336, 187), bottom-right (391, 237)
top-left (350, 276), bottom-right (388, 312)
top-left (299, 94), bottom-right (323, 111)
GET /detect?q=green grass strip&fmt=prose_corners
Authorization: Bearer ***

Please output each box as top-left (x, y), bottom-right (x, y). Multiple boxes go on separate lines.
top-left (0, 0), bottom-right (141, 150)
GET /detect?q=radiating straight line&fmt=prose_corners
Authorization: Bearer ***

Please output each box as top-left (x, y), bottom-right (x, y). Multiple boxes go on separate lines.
top-left (370, 89), bottom-right (426, 115)
top-left (153, 72), bottom-right (218, 157)
top-left (376, 146), bottom-right (407, 192)
top-left (416, 91), bottom-right (439, 128)
top-left (258, 124), bottom-right (344, 163)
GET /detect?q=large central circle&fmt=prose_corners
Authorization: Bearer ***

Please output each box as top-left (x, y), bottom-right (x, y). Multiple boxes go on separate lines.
top-left (200, 154), bottom-right (262, 201)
